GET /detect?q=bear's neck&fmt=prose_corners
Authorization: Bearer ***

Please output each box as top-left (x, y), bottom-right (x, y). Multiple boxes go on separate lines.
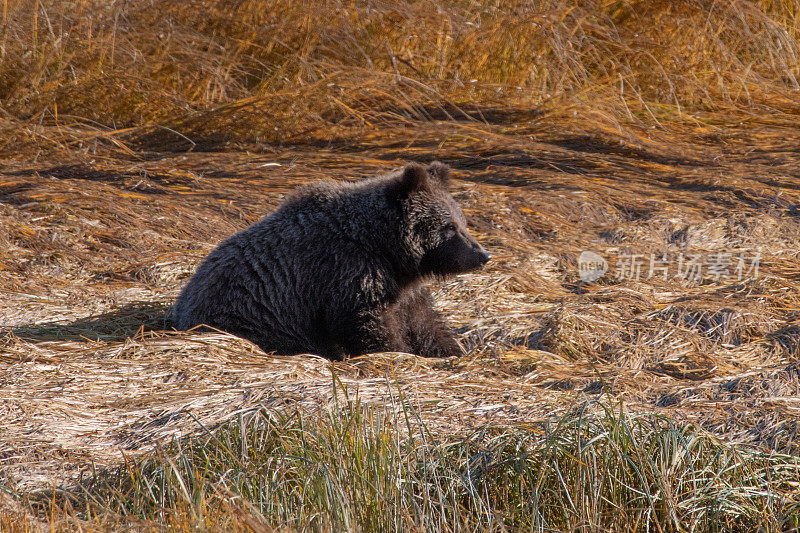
top-left (339, 193), bottom-right (422, 289)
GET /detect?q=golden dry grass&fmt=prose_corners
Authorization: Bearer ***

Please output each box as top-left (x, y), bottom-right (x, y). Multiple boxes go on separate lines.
top-left (2, 0), bottom-right (800, 529)
top-left (3, 130), bottom-right (800, 496)
top-left (2, 0), bottom-right (800, 152)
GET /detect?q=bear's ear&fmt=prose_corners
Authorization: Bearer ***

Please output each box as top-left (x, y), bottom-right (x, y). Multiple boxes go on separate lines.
top-left (387, 163), bottom-right (429, 199)
top-left (427, 161), bottom-right (451, 187)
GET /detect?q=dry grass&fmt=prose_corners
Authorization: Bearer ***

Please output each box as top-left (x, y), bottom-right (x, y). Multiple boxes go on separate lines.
top-left (3, 134), bottom-right (800, 529)
top-left (2, 0), bottom-right (800, 152)
top-left (3, 0), bottom-right (800, 530)
top-left (7, 401), bottom-right (799, 532)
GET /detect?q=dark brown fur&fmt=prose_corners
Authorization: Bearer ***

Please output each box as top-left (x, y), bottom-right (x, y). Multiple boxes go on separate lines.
top-left (173, 162), bottom-right (490, 360)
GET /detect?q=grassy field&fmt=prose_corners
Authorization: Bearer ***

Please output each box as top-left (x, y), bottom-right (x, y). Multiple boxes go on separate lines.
top-left (9, 399), bottom-right (800, 531)
top-left (2, 0), bottom-right (800, 530)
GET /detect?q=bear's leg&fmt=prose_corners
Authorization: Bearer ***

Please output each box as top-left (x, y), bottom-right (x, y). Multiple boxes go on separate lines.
top-left (314, 341), bottom-right (349, 361)
top-left (328, 310), bottom-right (411, 358)
top-left (395, 287), bottom-right (462, 357)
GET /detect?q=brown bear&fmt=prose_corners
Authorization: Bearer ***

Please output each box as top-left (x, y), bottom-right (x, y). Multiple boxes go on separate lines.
top-left (172, 161), bottom-right (490, 360)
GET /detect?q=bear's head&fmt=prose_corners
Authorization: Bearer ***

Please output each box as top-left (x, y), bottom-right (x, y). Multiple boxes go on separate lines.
top-left (388, 162), bottom-right (491, 277)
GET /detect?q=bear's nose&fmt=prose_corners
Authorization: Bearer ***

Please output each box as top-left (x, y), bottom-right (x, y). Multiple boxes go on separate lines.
top-left (479, 250), bottom-right (491, 264)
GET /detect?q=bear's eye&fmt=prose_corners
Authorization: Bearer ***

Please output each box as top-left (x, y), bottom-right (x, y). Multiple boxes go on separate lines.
top-left (443, 223), bottom-right (457, 235)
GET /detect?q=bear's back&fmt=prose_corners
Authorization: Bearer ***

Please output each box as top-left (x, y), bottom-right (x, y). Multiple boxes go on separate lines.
top-left (172, 182), bottom-right (393, 352)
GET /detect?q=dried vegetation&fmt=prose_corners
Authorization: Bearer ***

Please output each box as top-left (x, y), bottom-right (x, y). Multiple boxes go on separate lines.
top-left (2, 0), bottom-right (800, 529)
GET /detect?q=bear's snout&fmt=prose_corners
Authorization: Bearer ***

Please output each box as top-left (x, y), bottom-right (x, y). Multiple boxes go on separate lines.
top-left (469, 242), bottom-right (491, 269)
top-left (454, 232), bottom-right (491, 272)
